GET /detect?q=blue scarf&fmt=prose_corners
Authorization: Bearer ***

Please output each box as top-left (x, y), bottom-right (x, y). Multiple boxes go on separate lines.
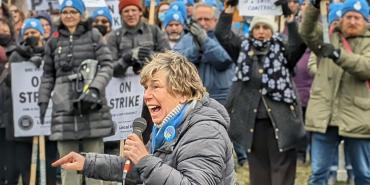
top-left (150, 103), bottom-right (190, 153)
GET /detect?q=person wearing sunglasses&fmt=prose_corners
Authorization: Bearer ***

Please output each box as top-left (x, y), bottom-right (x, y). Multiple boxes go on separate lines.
top-left (38, 0), bottom-right (114, 184)
top-left (91, 7), bottom-right (113, 36)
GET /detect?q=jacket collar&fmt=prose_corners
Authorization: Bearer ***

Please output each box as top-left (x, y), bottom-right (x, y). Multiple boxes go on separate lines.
top-left (121, 21), bottom-right (145, 35)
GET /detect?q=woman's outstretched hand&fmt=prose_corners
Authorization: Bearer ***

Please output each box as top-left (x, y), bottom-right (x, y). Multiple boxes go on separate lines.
top-left (52, 151), bottom-right (85, 171)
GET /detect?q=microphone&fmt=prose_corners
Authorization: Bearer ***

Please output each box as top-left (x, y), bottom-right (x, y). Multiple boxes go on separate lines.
top-left (122, 118), bottom-right (147, 184)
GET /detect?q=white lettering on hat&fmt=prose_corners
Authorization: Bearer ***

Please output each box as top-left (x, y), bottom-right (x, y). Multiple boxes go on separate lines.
top-left (173, 13), bottom-right (179, 20)
top-left (31, 21), bottom-right (37, 27)
top-left (98, 10), bottom-right (104, 15)
top-left (173, 5), bottom-right (179, 10)
top-left (66, 0), bottom-right (73, 6)
top-left (354, 1), bottom-right (362, 11)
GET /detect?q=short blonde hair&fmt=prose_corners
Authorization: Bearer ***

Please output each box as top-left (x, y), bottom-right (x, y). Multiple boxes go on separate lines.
top-left (140, 51), bottom-right (207, 101)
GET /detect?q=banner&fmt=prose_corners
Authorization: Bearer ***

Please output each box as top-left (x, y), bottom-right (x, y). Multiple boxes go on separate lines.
top-left (11, 62), bottom-right (52, 137)
top-left (106, 0), bottom-right (122, 29)
top-left (27, 0), bottom-right (60, 11)
top-left (238, 0), bottom-right (282, 16)
top-left (104, 69), bottom-right (144, 141)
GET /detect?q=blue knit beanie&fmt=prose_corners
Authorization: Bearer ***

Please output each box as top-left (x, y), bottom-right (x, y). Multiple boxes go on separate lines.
top-left (163, 10), bottom-right (185, 28)
top-left (60, 0), bottom-right (86, 15)
top-left (21, 18), bottom-right (45, 38)
top-left (91, 7), bottom-right (113, 24)
top-left (202, 0), bottom-right (224, 13)
top-left (341, 0), bottom-right (369, 21)
top-left (169, 1), bottom-right (187, 20)
top-left (176, 0), bottom-right (195, 6)
top-left (329, 3), bottom-right (343, 25)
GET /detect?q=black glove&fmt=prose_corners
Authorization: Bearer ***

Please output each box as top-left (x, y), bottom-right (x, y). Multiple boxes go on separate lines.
top-left (319, 43), bottom-right (341, 62)
top-left (310, 0), bottom-right (321, 9)
top-left (39, 102), bottom-right (48, 125)
top-left (77, 88), bottom-right (102, 114)
top-left (121, 50), bottom-right (136, 66)
top-left (225, 0), bottom-right (238, 7)
top-left (132, 47), bottom-right (152, 62)
top-left (274, 0), bottom-right (291, 17)
top-left (30, 55), bottom-right (43, 68)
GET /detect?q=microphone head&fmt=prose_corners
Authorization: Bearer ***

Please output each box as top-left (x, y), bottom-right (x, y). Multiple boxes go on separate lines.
top-left (133, 117), bottom-right (147, 134)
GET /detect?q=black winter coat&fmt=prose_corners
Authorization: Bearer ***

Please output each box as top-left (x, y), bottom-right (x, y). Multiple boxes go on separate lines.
top-left (215, 12), bottom-right (306, 152)
top-left (38, 21), bottom-right (114, 141)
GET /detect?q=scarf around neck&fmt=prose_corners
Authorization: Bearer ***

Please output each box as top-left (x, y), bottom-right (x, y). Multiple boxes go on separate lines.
top-left (234, 35), bottom-right (297, 104)
top-left (150, 102), bottom-right (193, 153)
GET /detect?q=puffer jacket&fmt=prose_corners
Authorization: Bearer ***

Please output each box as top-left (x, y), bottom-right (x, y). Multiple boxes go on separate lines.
top-left (299, 4), bottom-right (370, 138)
top-left (82, 96), bottom-right (236, 185)
top-left (38, 20), bottom-right (114, 141)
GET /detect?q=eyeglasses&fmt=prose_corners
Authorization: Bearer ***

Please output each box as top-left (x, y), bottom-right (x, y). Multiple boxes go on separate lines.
top-left (61, 10), bottom-right (79, 16)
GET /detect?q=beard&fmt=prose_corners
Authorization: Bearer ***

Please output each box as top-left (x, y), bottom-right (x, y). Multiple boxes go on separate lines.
top-left (167, 32), bottom-right (182, 42)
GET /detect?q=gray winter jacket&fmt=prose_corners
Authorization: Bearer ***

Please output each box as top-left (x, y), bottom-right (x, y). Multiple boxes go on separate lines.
top-left (83, 96), bottom-right (236, 185)
top-left (106, 21), bottom-right (170, 77)
top-left (38, 21), bottom-right (114, 141)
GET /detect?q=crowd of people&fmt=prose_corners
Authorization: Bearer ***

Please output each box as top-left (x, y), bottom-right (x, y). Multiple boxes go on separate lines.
top-left (0, 0), bottom-right (369, 184)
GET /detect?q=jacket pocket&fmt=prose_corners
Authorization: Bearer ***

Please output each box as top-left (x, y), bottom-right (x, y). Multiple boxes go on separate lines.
top-left (353, 97), bottom-right (370, 110)
top-left (138, 41), bottom-right (154, 49)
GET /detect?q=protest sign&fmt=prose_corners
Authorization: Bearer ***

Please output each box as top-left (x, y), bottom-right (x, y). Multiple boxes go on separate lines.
top-left (238, 0), bottom-right (282, 16)
top-left (106, 0), bottom-right (122, 29)
top-left (57, 0), bottom-right (106, 7)
top-left (104, 69), bottom-right (144, 141)
top-left (27, 0), bottom-right (59, 11)
top-left (11, 62), bottom-right (52, 137)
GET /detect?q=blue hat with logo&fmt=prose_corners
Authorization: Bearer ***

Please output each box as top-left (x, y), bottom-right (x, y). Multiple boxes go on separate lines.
top-left (202, 0), bottom-right (224, 13)
top-left (329, 3), bottom-right (343, 25)
top-left (60, 0), bottom-right (86, 15)
top-left (176, 0), bottom-right (195, 6)
top-left (91, 7), bottom-right (113, 24)
top-left (341, 0), bottom-right (369, 21)
top-left (21, 18), bottom-right (45, 37)
top-left (144, 0), bottom-right (161, 7)
top-left (163, 10), bottom-right (185, 28)
top-left (169, 1), bottom-right (187, 20)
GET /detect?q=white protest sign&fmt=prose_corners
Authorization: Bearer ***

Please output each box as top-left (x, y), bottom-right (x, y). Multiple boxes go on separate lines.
top-left (27, 0), bottom-right (60, 11)
top-left (106, 0), bottom-right (122, 29)
top-left (58, 0), bottom-right (106, 7)
top-left (104, 69), bottom-right (144, 141)
top-left (11, 62), bottom-right (52, 137)
top-left (238, 0), bottom-right (282, 16)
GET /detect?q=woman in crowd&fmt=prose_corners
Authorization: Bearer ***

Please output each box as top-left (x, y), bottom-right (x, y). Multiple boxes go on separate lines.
top-left (38, 0), bottom-right (114, 184)
top-left (35, 11), bottom-right (54, 40)
top-left (215, 1), bottom-right (306, 185)
top-left (51, 51), bottom-right (236, 185)
top-left (9, 5), bottom-right (25, 41)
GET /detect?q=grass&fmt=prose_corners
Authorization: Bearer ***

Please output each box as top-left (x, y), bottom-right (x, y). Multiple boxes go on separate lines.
top-left (235, 163), bottom-right (350, 185)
